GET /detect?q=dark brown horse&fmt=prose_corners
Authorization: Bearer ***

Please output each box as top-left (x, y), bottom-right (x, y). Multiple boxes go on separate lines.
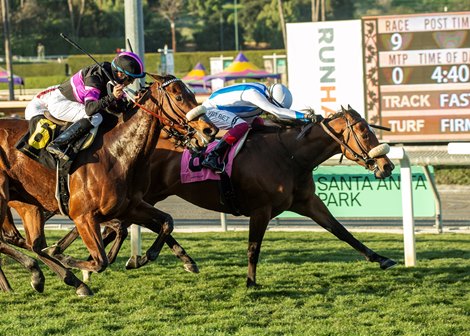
top-left (0, 74), bottom-right (218, 295)
top-left (41, 106), bottom-right (396, 288)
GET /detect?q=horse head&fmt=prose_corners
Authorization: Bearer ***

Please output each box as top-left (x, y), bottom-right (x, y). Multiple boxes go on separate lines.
top-left (141, 73), bottom-right (218, 150)
top-left (322, 105), bottom-right (394, 179)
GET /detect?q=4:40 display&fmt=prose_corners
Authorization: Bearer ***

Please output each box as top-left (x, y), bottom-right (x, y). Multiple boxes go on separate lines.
top-left (431, 65), bottom-right (470, 83)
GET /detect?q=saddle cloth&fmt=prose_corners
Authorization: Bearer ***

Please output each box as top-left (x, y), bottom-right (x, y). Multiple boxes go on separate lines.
top-left (180, 133), bottom-right (248, 184)
top-left (15, 115), bottom-right (97, 170)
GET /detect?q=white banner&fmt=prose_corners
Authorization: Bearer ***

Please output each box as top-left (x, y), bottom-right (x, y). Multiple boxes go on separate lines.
top-left (287, 20), bottom-right (365, 117)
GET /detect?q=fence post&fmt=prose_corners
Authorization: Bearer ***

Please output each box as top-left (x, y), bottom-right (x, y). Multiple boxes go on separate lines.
top-left (220, 213), bottom-right (227, 231)
top-left (389, 147), bottom-right (416, 267)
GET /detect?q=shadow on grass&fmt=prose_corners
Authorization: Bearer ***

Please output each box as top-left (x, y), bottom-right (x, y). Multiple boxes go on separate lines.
top-left (243, 264), bottom-right (469, 301)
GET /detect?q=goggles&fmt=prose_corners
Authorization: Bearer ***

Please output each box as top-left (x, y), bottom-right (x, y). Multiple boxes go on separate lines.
top-left (112, 59), bottom-right (146, 79)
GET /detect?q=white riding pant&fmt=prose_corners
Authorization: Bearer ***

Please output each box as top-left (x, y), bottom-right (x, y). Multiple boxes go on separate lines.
top-left (205, 107), bottom-right (258, 130)
top-left (25, 86), bottom-right (102, 127)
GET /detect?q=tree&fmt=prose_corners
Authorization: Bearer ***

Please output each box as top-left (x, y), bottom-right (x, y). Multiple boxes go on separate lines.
top-left (154, 0), bottom-right (184, 52)
top-left (277, 0), bottom-right (286, 48)
top-left (311, 0), bottom-right (327, 21)
top-left (188, 0), bottom-right (239, 51)
top-left (67, 0), bottom-right (86, 39)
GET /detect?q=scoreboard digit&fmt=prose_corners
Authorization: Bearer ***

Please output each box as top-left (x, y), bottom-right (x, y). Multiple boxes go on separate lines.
top-left (363, 12), bottom-right (470, 142)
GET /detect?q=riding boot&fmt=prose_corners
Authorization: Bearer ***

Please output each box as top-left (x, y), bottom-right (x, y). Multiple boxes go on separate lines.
top-left (46, 118), bottom-right (93, 161)
top-left (201, 140), bottom-right (231, 172)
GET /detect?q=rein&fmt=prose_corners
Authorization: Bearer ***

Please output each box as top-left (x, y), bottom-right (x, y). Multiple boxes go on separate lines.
top-left (130, 76), bottom-right (200, 150)
top-left (277, 126), bottom-right (312, 171)
top-left (131, 77), bottom-right (194, 130)
top-left (320, 116), bottom-right (375, 166)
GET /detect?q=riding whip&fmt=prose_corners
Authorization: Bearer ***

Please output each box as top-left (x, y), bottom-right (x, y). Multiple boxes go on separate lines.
top-left (60, 33), bottom-right (138, 98)
top-left (60, 33), bottom-right (117, 85)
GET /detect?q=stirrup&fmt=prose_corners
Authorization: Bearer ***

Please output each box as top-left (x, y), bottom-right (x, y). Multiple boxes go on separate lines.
top-left (46, 144), bottom-right (70, 161)
top-left (201, 159), bottom-right (225, 173)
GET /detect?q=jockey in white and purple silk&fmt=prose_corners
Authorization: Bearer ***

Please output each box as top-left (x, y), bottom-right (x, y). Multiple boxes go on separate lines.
top-left (201, 82), bottom-right (311, 172)
top-left (25, 51), bottom-right (145, 161)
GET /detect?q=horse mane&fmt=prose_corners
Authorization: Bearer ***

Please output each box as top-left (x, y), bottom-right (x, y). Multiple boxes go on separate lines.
top-left (326, 106), bottom-right (362, 122)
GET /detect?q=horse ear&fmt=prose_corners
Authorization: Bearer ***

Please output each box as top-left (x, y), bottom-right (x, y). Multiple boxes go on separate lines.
top-left (347, 104), bottom-right (352, 110)
top-left (340, 105), bottom-right (346, 112)
top-left (146, 73), bottom-right (158, 80)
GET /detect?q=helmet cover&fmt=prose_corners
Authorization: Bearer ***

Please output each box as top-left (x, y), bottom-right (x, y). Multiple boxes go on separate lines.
top-left (269, 83), bottom-right (293, 108)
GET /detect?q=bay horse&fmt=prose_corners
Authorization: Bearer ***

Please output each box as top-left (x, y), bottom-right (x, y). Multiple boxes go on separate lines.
top-left (41, 106), bottom-right (397, 288)
top-left (0, 74), bottom-right (218, 295)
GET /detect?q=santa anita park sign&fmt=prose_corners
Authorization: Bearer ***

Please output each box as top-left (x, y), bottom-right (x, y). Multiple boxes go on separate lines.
top-left (280, 165), bottom-right (435, 218)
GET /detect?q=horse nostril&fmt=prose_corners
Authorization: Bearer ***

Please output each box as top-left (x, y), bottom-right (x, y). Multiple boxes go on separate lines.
top-left (384, 163), bottom-right (394, 173)
top-left (205, 126), bottom-right (219, 137)
top-left (204, 127), bottom-right (215, 136)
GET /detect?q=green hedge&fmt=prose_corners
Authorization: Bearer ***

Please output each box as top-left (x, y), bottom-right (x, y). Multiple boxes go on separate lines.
top-left (8, 62), bottom-right (67, 77)
top-left (65, 49), bottom-right (285, 76)
top-left (2, 49), bottom-right (286, 89)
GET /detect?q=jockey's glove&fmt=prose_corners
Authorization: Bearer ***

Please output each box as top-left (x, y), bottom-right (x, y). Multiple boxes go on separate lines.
top-left (301, 110), bottom-right (319, 123)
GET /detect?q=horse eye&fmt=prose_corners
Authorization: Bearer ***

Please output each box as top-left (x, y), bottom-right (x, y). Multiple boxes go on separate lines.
top-left (175, 95), bottom-right (183, 101)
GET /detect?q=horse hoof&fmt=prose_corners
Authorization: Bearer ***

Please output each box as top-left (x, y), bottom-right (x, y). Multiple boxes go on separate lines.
top-left (380, 258), bottom-right (397, 270)
top-left (76, 283), bottom-right (94, 297)
top-left (30, 273), bottom-right (45, 293)
top-left (183, 263), bottom-right (199, 273)
top-left (126, 255), bottom-right (147, 269)
top-left (246, 279), bottom-right (261, 289)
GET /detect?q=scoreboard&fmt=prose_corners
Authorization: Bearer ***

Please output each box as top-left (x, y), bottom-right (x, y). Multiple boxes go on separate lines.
top-left (362, 12), bottom-right (470, 142)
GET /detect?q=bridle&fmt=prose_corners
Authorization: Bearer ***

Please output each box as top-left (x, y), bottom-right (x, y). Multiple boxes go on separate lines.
top-left (130, 75), bottom-right (200, 147)
top-left (319, 111), bottom-right (389, 171)
top-left (321, 116), bottom-right (375, 166)
top-left (277, 108), bottom-right (389, 172)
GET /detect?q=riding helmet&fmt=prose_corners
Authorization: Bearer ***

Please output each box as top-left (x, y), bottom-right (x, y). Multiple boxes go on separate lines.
top-left (268, 83), bottom-right (293, 109)
top-left (111, 51), bottom-right (145, 83)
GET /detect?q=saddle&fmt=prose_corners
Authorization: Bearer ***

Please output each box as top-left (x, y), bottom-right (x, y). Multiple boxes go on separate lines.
top-left (15, 112), bottom-right (98, 217)
top-left (181, 132), bottom-right (249, 216)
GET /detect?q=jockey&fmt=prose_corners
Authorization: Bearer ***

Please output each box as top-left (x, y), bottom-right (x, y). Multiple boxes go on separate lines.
top-left (24, 51), bottom-right (145, 161)
top-left (201, 82), bottom-right (311, 172)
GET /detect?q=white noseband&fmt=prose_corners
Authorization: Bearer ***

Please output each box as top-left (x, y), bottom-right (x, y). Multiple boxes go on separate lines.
top-left (186, 105), bottom-right (207, 121)
top-left (368, 143), bottom-right (390, 158)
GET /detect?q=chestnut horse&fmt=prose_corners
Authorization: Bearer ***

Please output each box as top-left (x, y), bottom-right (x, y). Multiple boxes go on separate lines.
top-left (39, 106), bottom-right (396, 288)
top-left (0, 74), bottom-right (218, 295)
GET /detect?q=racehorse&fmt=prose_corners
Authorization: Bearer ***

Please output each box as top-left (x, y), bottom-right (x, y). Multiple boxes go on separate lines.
top-left (0, 74), bottom-right (218, 295)
top-left (39, 106), bottom-right (397, 288)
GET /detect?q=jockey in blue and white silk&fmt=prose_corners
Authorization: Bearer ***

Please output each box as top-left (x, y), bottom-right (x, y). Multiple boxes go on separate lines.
top-left (200, 82), bottom-right (309, 172)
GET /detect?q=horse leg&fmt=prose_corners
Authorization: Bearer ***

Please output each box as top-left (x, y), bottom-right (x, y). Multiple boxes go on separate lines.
top-left (42, 226), bottom-right (80, 257)
top-left (45, 220), bottom-right (125, 282)
top-left (3, 206), bottom-right (28, 249)
top-left (165, 235), bottom-right (199, 273)
top-left (51, 213), bottom-right (109, 275)
top-left (2, 206), bottom-right (46, 291)
top-left (95, 218), bottom-right (198, 273)
top-left (48, 215), bottom-right (197, 274)
top-left (246, 207), bottom-right (272, 288)
top-left (0, 175), bottom-right (13, 292)
top-left (100, 219), bottom-right (128, 264)
top-left (94, 218), bottom-right (199, 273)
top-left (0, 181), bottom-right (45, 292)
top-left (0, 262), bottom-right (12, 292)
top-left (0, 239), bottom-right (45, 292)
top-left (16, 203), bottom-right (93, 296)
top-left (124, 202), bottom-right (173, 269)
top-left (291, 194), bottom-right (397, 269)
